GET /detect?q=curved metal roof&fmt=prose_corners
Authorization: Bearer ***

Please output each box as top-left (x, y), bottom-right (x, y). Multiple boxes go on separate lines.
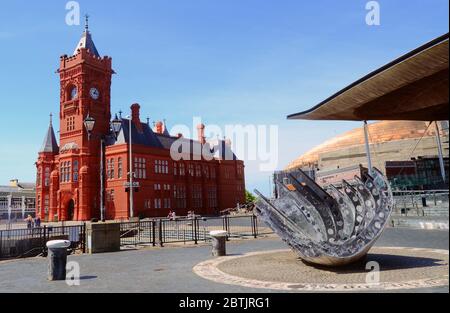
top-left (288, 33), bottom-right (449, 121)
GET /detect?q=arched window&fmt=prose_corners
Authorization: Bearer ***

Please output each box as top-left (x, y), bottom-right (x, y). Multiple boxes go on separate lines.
top-left (73, 160), bottom-right (79, 182)
top-left (118, 158), bottom-right (123, 178)
top-left (44, 167), bottom-right (50, 187)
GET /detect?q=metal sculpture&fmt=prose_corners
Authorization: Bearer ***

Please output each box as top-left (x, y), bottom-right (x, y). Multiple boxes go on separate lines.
top-left (255, 167), bottom-right (394, 266)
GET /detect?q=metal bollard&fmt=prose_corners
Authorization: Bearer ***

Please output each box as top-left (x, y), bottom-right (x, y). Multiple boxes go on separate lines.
top-left (210, 230), bottom-right (227, 257)
top-left (47, 240), bottom-right (71, 281)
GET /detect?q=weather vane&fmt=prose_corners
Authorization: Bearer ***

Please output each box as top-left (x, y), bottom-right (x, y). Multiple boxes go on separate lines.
top-left (84, 14), bottom-right (89, 31)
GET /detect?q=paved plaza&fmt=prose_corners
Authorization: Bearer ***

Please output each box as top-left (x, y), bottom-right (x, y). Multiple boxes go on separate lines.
top-left (0, 228), bottom-right (448, 293)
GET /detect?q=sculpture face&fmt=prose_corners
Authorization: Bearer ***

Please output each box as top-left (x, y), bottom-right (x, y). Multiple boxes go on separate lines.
top-left (255, 167), bottom-right (393, 267)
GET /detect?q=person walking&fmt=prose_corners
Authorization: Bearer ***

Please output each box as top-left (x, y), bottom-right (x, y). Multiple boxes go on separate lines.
top-left (35, 215), bottom-right (42, 228)
top-left (25, 215), bottom-right (33, 229)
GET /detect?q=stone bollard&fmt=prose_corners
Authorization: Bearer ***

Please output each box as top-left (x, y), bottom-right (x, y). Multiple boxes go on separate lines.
top-left (47, 240), bottom-right (71, 281)
top-left (210, 230), bottom-right (227, 257)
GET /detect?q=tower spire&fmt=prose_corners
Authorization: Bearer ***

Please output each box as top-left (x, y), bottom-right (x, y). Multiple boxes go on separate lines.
top-left (73, 14), bottom-right (100, 57)
top-left (39, 113), bottom-right (59, 154)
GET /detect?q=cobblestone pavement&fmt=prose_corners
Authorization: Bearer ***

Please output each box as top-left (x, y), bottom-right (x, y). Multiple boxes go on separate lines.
top-left (0, 228), bottom-right (448, 293)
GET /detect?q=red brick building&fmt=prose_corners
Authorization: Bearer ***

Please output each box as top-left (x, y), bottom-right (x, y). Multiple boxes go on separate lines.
top-left (36, 23), bottom-right (245, 221)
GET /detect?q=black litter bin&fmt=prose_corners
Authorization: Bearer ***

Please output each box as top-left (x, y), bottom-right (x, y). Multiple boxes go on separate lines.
top-left (46, 240), bottom-right (71, 281)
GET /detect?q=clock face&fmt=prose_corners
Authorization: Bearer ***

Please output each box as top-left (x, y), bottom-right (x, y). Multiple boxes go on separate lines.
top-left (90, 87), bottom-right (100, 100)
top-left (70, 87), bottom-right (78, 100)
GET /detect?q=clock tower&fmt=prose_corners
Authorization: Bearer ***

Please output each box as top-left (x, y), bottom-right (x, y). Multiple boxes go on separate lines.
top-left (55, 17), bottom-right (114, 221)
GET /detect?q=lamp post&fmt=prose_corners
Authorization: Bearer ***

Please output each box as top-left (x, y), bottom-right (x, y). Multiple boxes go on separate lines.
top-left (126, 115), bottom-right (134, 219)
top-left (84, 113), bottom-right (122, 222)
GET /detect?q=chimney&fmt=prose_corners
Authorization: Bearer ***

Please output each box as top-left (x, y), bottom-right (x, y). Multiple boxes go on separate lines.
top-left (197, 124), bottom-right (206, 144)
top-left (130, 103), bottom-right (142, 132)
top-left (177, 133), bottom-right (183, 138)
top-left (155, 121), bottom-right (164, 134)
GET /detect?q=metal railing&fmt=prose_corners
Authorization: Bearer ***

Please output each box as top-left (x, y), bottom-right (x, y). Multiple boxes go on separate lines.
top-left (120, 215), bottom-right (272, 248)
top-left (0, 224), bottom-right (86, 260)
top-left (1, 215), bottom-right (272, 259)
top-left (392, 190), bottom-right (449, 216)
top-left (120, 221), bottom-right (156, 247)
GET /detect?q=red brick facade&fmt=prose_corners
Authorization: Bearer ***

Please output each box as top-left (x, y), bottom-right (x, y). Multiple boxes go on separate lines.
top-left (36, 27), bottom-right (245, 222)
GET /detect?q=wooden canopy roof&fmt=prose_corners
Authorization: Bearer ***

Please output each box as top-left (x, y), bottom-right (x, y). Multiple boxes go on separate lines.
top-left (288, 34), bottom-right (449, 121)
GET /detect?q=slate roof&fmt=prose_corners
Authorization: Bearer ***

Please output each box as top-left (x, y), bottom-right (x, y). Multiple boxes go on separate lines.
top-left (73, 30), bottom-right (100, 57)
top-left (107, 119), bottom-right (238, 161)
top-left (39, 119), bottom-right (59, 154)
top-left (107, 119), bottom-right (163, 148)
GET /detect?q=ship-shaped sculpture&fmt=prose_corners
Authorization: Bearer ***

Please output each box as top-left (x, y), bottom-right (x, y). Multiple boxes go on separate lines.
top-left (255, 167), bottom-right (394, 266)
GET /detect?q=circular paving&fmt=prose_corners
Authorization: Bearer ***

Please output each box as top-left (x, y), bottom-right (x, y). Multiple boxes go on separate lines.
top-left (193, 247), bottom-right (449, 291)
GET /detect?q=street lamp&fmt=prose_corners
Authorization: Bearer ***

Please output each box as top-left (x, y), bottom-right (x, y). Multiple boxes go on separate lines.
top-left (125, 115), bottom-right (134, 219)
top-left (84, 113), bottom-right (122, 222)
top-left (84, 114), bottom-right (95, 139)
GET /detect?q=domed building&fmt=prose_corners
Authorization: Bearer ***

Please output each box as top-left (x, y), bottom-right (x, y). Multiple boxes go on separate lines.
top-left (286, 121), bottom-right (449, 190)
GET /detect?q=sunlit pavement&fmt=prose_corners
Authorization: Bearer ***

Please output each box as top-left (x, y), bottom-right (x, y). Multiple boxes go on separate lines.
top-left (0, 228), bottom-right (448, 293)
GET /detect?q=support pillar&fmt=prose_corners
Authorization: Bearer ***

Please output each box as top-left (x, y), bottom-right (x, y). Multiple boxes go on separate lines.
top-left (363, 121), bottom-right (373, 175)
top-left (434, 121), bottom-right (446, 183)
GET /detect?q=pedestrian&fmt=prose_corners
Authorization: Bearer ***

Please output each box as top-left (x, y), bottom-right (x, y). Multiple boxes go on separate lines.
top-left (25, 215), bottom-right (33, 229)
top-left (167, 210), bottom-right (173, 219)
top-left (35, 215), bottom-right (42, 228)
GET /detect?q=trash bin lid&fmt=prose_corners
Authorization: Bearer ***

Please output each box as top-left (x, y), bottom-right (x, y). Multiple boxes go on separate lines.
top-left (210, 230), bottom-right (228, 237)
top-left (46, 240), bottom-right (71, 249)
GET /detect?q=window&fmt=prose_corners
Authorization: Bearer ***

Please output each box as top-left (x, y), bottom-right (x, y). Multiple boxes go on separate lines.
top-left (144, 199), bottom-right (152, 209)
top-left (188, 164), bottom-right (194, 177)
top-left (196, 165), bottom-right (202, 177)
top-left (163, 198), bottom-right (171, 209)
top-left (179, 163), bottom-right (186, 176)
top-left (44, 167), bottom-right (50, 187)
top-left (173, 185), bottom-right (187, 209)
top-left (203, 166), bottom-right (210, 179)
top-left (173, 162), bottom-right (178, 176)
top-left (36, 167), bottom-right (42, 187)
top-left (37, 195), bottom-right (41, 211)
top-left (106, 189), bottom-right (115, 202)
top-left (107, 158), bottom-right (115, 180)
top-left (73, 161), bottom-right (79, 182)
top-left (208, 187), bottom-right (218, 208)
top-left (224, 167), bottom-right (233, 179)
top-left (154, 198), bottom-right (162, 209)
top-left (44, 195), bottom-right (50, 213)
top-left (192, 185), bottom-right (202, 209)
top-left (154, 184), bottom-right (161, 191)
top-left (60, 161), bottom-right (71, 183)
top-left (155, 160), bottom-right (169, 174)
top-left (66, 116), bottom-right (76, 132)
top-left (36, 168), bottom-right (42, 187)
top-left (164, 184), bottom-right (171, 191)
top-left (237, 165), bottom-right (244, 178)
top-left (134, 157), bottom-right (146, 179)
top-left (118, 158), bottom-right (123, 178)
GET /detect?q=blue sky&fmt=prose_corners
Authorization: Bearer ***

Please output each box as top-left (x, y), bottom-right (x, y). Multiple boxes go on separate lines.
top-left (0, 0), bottom-right (448, 195)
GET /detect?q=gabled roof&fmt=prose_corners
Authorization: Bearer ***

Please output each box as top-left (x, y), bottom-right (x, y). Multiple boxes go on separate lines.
top-left (155, 134), bottom-right (237, 161)
top-left (108, 119), bottom-right (163, 148)
top-left (39, 117), bottom-right (59, 154)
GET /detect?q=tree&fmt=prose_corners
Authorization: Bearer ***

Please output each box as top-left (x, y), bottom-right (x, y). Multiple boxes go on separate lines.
top-left (245, 190), bottom-right (256, 203)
